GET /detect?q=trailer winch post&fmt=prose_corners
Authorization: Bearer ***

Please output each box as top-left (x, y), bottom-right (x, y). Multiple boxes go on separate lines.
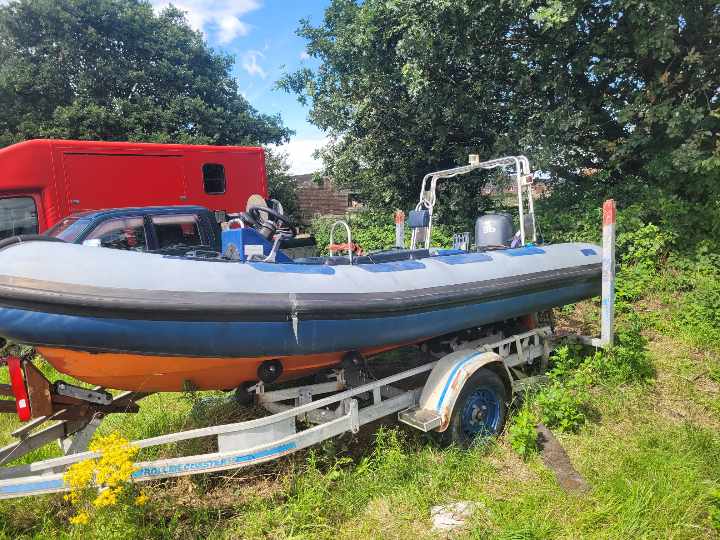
top-left (600, 199), bottom-right (616, 348)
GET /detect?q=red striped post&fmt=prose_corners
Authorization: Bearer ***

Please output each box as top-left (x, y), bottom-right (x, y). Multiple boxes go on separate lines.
top-left (601, 199), bottom-right (616, 347)
top-left (395, 210), bottom-right (405, 248)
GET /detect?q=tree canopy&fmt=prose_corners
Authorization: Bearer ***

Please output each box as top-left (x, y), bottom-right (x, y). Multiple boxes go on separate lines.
top-left (265, 149), bottom-right (299, 219)
top-left (280, 0), bottom-right (719, 212)
top-left (0, 0), bottom-right (292, 147)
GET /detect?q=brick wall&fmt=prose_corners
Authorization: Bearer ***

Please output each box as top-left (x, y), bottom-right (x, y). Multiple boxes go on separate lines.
top-left (293, 173), bottom-right (351, 222)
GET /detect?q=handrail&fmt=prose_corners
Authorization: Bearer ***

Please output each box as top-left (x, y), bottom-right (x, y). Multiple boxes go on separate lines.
top-left (329, 220), bottom-right (354, 263)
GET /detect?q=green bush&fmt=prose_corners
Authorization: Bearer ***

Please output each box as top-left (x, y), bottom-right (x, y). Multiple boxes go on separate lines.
top-left (507, 404), bottom-right (538, 459)
top-left (536, 383), bottom-right (588, 433)
top-left (674, 269), bottom-right (720, 348)
top-left (545, 345), bottom-right (587, 380)
top-left (311, 210), bottom-right (454, 254)
top-left (590, 316), bottom-right (655, 386)
top-left (537, 177), bottom-right (718, 257)
top-left (617, 223), bottom-right (673, 268)
top-left (614, 223), bottom-right (674, 304)
top-left (532, 323), bottom-right (653, 434)
top-left (537, 347), bottom-right (590, 432)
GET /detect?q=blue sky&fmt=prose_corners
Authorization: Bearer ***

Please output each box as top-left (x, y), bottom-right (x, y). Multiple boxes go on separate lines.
top-left (151, 0), bottom-right (331, 173)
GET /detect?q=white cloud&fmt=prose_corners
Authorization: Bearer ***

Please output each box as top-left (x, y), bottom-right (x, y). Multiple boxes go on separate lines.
top-left (299, 50), bottom-right (310, 61)
top-left (151, 0), bottom-right (261, 43)
top-left (242, 50), bottom-right (267, 78)
top-left (273, 138), bottom-right (328, 175)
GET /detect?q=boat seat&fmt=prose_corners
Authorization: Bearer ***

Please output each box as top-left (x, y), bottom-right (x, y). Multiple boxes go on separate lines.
top-left (278, 236), bottom-right (316, 250)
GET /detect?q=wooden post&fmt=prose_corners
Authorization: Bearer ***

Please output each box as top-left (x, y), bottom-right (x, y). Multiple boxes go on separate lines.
top-left (24, 361), bottom-right (54, 418)
top-left (601, 199), bottom-right (616, 348)
top-left (395, 210), bottom-right (405, 248)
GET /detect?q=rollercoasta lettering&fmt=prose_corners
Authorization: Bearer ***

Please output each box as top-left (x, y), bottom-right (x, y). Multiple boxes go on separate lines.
top-left (132, 442), bottom-right (297, 480)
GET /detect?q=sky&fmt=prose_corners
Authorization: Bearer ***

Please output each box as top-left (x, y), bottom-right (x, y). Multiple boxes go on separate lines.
top-left (150, 0), bottom-right (331, 174)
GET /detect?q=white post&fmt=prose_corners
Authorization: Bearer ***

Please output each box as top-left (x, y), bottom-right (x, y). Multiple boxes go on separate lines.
top-left (395, 210), bottom-right (405, 248)
top-left (600, 199), bottom-right (616, 348)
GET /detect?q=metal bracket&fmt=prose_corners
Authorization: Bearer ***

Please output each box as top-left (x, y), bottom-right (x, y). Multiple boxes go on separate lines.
top-left (54, 382), bottom-right (112, 406)
top-left (60, 414), bottom-right (103, 455)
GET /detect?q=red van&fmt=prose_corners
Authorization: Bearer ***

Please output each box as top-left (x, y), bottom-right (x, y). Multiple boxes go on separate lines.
top-left (0, 139), bottom-right (268, 239)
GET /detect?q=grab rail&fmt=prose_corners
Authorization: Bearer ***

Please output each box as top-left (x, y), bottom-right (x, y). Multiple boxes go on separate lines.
top-left (329, 220), bottom-right (354, 263)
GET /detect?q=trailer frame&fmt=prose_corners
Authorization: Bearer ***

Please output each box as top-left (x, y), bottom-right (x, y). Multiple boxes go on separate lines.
top-left (0, 325), bottom-right (558, 500)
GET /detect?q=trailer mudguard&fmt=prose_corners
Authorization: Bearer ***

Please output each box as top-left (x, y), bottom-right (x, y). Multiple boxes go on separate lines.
top-left (417, 350), bottom-right (511, 432)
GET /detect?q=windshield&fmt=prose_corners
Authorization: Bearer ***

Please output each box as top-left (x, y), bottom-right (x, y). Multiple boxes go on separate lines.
top-left (45, 216), bottom-right (91, 242)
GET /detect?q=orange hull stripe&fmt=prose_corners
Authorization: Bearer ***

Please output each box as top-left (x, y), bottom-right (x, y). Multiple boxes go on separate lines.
top-left (36, 344), bottom-right (406, 392)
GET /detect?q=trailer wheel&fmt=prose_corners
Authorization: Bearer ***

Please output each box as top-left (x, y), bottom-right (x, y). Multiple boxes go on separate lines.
top-left (440, 368), bottom-right (508, 448)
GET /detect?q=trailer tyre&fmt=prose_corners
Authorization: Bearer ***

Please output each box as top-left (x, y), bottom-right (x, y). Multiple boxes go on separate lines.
top-left (440, 368), bottom-right (508, 448)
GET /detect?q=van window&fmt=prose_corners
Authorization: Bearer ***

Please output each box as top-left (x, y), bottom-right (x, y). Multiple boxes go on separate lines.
top-left (203, 163), bottom-right (226, 194)
top-left (0, 197), bottom-right (38, 240)
top-left (85, 217), bottom-right (147, 251)
top-left (152, 214), bottom-right (203, 249)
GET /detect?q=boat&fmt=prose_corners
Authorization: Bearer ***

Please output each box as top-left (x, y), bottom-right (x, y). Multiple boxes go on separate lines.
top-left (0, 155), bottom-right (601, 392)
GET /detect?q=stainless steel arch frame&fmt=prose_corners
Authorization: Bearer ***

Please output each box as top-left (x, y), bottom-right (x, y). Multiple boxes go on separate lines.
top-left (410, 155), bottom-right (537, 250)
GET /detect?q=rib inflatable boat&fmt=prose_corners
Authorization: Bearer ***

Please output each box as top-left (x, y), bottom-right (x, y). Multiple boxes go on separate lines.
top-left (0, 155), bottom-right (601, 391)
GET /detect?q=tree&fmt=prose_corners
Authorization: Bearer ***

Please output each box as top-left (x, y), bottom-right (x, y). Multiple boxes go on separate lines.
top-left (280, 0), bottom-right (719, 215)
top-left (264, 149), bottom-right (299, 220)
top-left (0, 0), bottom-right (292, 147)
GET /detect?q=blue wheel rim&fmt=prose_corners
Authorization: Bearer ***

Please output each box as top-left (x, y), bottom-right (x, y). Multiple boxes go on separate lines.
top-left (460, 387), bottom-right (501, 438)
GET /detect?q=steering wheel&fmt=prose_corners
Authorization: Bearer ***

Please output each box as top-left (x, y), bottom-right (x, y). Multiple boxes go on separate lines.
top-left (247, 205), bottom-right (294, 229)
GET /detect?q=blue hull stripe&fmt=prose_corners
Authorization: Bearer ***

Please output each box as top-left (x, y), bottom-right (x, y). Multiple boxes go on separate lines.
top-left (0, 283), bottom-right (599, 357)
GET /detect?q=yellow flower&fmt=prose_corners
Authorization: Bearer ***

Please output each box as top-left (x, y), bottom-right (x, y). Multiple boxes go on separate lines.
top-left (135, 493), bottom-right (149, 506)
top-left (70, 511), bottom-right (89, 526)
top-left (62, 432), bottom-right (141, 523)
top-left (92, 486), bottom-right (121, 508)
top-left (64, 460), bottom-right (95, 491)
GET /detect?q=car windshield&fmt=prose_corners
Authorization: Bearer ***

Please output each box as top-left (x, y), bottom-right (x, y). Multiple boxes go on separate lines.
top-left (45, 216), bottom-right (91, 242)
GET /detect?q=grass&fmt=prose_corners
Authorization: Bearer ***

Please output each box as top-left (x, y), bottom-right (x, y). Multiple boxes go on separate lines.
top-left (1, 279), bottom-right (719, 537)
